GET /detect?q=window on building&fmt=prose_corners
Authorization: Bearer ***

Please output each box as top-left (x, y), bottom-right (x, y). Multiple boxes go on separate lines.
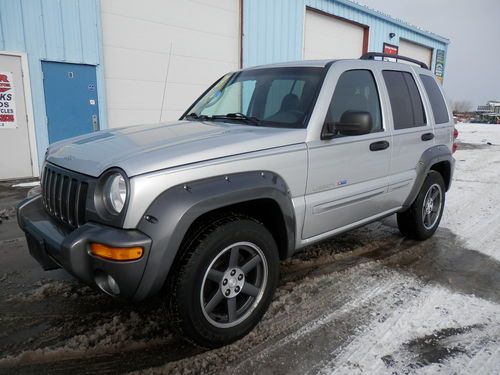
top-left (325, 69), bottom-right (383, 134)
top-left (383, 70), bottom-right (426, 129)
top-left (420, 74), bottom-right (449, 124)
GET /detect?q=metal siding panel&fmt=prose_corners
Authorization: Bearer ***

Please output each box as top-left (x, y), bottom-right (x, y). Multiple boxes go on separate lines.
top-left (21, 0), bottom-right (46, 58)
top-left (0, 9), bottom-right (4, 50)
top-left (60, 0), bottom-right (83, 61)
top-left (42, 0), bottom-right (65, 59)
top-left (243, 0), bottom-right (305, 67)
top-left (78, 0), bottom-right (100, 64)
top-left (0, 0), bottom-right (26, 50)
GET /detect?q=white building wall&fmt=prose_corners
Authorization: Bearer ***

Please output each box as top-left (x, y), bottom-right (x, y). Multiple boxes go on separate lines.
top-left (100, 0), bottom-right (240, 128)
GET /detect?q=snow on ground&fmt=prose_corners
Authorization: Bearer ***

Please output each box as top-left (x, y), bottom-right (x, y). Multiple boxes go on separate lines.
top-left (441, 123), bottom-right (500, 262)
top-left (319, 285), bottom-right (500, 374)
top-left (11, 181), bottom-right (39, 188)
top-left (455, 123), bottom-right (500, 145)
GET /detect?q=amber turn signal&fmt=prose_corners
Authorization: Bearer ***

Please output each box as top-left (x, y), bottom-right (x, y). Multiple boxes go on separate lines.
top-left (89, 243), bottom-right (143, 261)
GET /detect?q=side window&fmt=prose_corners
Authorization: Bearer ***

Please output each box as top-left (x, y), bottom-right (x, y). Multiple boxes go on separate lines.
top-left (326, 70), bottom-right (383, 134)
top-left (420, 74), bottom-right (450, 124)
top-left (382, 70), bottom-right (426, 130)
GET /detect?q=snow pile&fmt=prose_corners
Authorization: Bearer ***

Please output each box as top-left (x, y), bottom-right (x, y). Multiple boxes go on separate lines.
top-left (0, 206), bottom-right (16, 223)
top-left (0, 309), bottom-right (173, 366)
top-left (11, 181), bottom-right (40, 188)
top-left (6, 280), bottom-right (96, 302)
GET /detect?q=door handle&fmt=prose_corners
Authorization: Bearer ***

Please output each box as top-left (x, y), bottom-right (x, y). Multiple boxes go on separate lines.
top-left (369, 140), bottom-right (390, 151)
top-left (421, 132), bottom-right (435, 141)
top-left (92, 114), bottom-right (99, 131)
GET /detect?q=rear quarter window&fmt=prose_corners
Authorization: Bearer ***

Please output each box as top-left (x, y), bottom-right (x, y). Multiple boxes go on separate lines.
top-left (382, 70), bottom-right (426, 130)
top-left (420, 75), bottom-right (450, 124)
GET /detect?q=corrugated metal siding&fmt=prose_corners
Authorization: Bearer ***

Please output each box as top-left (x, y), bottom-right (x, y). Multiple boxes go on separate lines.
top-left (0, 0), bottom-right (105, 168)
top-left (243, 0), bottom-right (448, 72)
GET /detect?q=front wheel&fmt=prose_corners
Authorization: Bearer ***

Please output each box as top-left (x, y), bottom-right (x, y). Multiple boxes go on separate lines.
top-left (397, 171), bottom-right (446, 240)
top-left (170, 215), bottom-right (279, 348)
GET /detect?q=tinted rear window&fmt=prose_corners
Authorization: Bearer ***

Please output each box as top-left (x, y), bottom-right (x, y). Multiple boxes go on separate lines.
top-left (420, 75), bottom-right (449, 124)
top-left (383, 70), bottom-right (426, 130)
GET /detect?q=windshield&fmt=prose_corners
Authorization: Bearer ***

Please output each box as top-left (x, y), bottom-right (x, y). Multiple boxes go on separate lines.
top-left (182, 67), bottom-right (325, 128)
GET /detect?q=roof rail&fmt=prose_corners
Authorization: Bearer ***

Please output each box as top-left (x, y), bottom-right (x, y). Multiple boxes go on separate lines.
top-left (360, 52), bottom-right (429, 70)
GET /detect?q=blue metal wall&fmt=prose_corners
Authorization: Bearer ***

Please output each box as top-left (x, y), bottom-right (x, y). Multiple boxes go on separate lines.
top-left (0, 0), bottom-right (106, 169)
top-left (243, 0), bottom-right (449, 71)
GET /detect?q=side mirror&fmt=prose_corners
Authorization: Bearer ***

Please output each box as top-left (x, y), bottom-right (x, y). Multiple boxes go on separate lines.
top-left (323, 111), bottom-right (372, 139)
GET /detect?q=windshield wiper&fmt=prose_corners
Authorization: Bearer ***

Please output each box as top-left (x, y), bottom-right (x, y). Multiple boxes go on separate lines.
top-left (211, 113), bottom-right (261, 126)
top-left (184, 112), bottom-right (211, 121)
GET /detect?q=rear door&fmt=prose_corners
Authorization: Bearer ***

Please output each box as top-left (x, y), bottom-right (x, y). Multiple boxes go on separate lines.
top-left (418, 73), bottom-right (453, 149)
top-left (303, 66), bottom-right (391, 239)
top-left (42, 62), bottom-right (100, 143)
top-left (380, 67), bottom-right (434, 207)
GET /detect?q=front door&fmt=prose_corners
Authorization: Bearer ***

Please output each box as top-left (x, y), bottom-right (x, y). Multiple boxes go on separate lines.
top-left (0, 54), bottom-right (33, 179)
top-left (303, 68), bottom-right (391, 239)
top-left (42, 62), bottom-right (99, 143)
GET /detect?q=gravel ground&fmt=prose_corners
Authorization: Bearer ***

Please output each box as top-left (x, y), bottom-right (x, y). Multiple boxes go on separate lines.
top-left (0, 123), bottom-right (499, 374)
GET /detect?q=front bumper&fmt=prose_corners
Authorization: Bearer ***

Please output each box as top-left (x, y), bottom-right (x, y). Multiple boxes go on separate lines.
top-left (17, 195), bottom-right (152, 299)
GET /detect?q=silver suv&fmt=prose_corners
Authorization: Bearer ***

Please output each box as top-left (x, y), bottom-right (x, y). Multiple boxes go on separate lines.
top-left (18, 53), bottom-right (456, 348)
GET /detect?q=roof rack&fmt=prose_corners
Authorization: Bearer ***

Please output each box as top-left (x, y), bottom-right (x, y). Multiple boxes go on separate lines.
top-left (360, 52), bottom-right (429, 70)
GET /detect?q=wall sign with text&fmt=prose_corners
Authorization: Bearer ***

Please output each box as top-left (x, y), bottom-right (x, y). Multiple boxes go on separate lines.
top-left (383, 43), bottom-right (399, 62)
top-left (434, 49), bottom-right (445, 84)
top-left (0, 72), bottom-right (17, 129)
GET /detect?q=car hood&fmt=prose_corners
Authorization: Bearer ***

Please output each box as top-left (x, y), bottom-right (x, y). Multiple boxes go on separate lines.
top-left (46, 120), bottom-right (306, 177)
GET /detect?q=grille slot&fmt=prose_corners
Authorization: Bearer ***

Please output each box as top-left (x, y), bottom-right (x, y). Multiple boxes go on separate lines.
top-left (42, 165), bottom-right (88, 228)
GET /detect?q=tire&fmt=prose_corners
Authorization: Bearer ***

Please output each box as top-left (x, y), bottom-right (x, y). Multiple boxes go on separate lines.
top-left (169, 214), bottom-right (280, 348)
top-left (397, 171), bottom-right (446, 241)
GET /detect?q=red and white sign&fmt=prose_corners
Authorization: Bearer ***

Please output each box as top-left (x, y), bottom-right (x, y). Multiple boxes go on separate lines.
top-left (383, 43), bottom-right (399, 55)
top-left (0, 72), bottom-right (17, 129)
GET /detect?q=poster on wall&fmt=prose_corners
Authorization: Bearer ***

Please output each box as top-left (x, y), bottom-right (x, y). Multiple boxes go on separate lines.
top-left (435, 49), bottom-right (445, 84)
top-left (0, 72), bottom-right (17, 129)
top-left (383, 43), bottom-right (398, 62)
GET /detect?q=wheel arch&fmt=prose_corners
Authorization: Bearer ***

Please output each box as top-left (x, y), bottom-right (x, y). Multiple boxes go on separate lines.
top-left (132, 171), bottom-right (295, 301)
top-left (403, 145), bottom-right (455, 209)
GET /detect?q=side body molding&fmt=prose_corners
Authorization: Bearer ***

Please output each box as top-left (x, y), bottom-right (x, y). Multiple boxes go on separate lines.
top-left (403, 145), bottom-right (455, 209)
top-left (133, 171), bottom-right (295, 301)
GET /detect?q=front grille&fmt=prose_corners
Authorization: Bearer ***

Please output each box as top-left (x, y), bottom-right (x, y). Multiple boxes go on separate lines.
top-left (41, 164), bottom-right (88, 228)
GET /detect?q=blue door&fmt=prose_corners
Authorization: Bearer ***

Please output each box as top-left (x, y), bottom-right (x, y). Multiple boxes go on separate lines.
top-left (42, 62), bottom-right (100, 143)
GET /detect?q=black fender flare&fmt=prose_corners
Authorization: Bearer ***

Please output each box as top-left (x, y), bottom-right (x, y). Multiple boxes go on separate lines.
top-left (132, 170), bottom-right (295, 300)
top-left (403, 145), bottom-right (455, 208)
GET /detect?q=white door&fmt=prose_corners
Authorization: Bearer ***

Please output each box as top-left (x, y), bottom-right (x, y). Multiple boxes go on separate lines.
top-left (399, 39), bottom-right (433, 68)
top-left (0, 54), bottom-right (33, 180)
top-left (304, 9), bottom-right (365, 60)
top-left (101, 0), bottom-right (240, 127)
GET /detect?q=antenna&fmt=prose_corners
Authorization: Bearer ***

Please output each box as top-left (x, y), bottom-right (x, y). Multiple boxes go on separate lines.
top-left (159, 42), bottom-right (173, 122)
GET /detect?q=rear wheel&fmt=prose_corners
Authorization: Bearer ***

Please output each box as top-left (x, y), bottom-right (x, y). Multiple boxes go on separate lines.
top-left (170, 215), bottom-right (279, 348)
top-left (397, 171), bottom-right (445, 240)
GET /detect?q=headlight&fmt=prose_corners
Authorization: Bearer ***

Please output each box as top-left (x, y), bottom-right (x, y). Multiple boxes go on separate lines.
top-left (103, 172), bottom-right (127, 214)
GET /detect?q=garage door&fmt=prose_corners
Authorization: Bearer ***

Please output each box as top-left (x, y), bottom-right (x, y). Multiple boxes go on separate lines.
top-left (399, 39), bottom-right (433, 68)
top-left (101, 0), bottom-right (240, 127)
top-left (304, 9), bottom-right (366, 60)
